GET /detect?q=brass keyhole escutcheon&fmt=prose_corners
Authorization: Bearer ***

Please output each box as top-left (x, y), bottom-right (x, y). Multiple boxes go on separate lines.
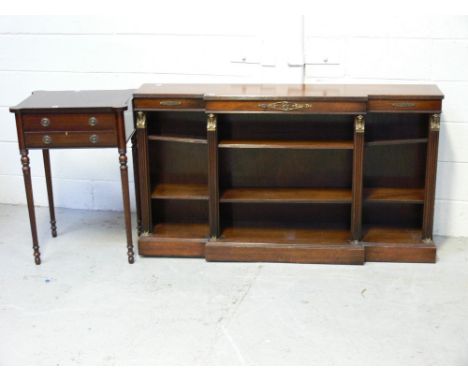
top-left (89, 134), bottom-right (99, 144)
top-left (42, 135), bottom-right (52, 145)
top-left (88, 116), bottom-right (98, 127)
top-left (40, 118), bottom-right (50, 127)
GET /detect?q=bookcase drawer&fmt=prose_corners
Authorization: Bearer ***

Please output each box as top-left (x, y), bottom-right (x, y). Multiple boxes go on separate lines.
top-left (133, 98), bottom-right (204, 110)
top-left (206, 100), bottom-right (366, 114)
top-left (368, 99), bottom-right (442, 113)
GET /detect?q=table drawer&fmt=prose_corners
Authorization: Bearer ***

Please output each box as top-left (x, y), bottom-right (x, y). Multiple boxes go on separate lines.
top-left (24, 131), bottom-right (117, 148)
top-left (22, 113), bottom-right (116, 132)
top-left (133, 98), bottom-right (204, 110)
top-left (206, 100), bottom-right (366, 114)
top-left (368, 99), bottom-right (442, 113)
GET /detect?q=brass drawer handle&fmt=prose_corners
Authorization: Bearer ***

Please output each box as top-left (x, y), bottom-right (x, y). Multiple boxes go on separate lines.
top-left (42, 135), bottom-right (52, 145)
top-left (258, 101), bottom-right (312, 112)
top-left (159, 100), bottom-right (182, 106)
top-left (391, 102), bottom-right (416, 108)
top-left (40, 117), bottom-right (50, 127)
top-left (88, 116), bottom-right (98, 126)
top-left (89, 134), bottom-right (99, 144)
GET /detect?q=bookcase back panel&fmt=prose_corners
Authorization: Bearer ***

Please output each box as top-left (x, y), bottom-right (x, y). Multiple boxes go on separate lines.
top-left (363, 204), bottom-right (423, 228)
top-left (152, 200), bottom-right (208, 225)
top-left (149, 141), bottom-right (208, 185)
top-left (218, 114), bottom-right (354, 141)
top-left (220, 149), bottom-right (352, 189)
top-left (364, 144), bottom-right (427, 188)
top-left (221, 203), bottom-right (350, 229)
top-left (147, 111), bottom-right (206, 140)
top-left (365, 113), bottom-right (428, 142)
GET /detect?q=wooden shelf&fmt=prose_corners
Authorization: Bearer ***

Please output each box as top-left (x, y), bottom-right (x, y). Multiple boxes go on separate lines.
top-left (148, 134), bottom-right (207, 144)
top-left (219, 139), bottom-right (354, 150)
top-left (364, 187), bottom-right (424, 203)
top-left (220, 226), bottom-right (351, 244)
top-left (220, 188), bottom-right (352, 203)
top-left (363, 226), bottom-right (423, 244)
top-left (366, 138), bottom-right (428, 147)
top-left (151, 183), bottom-right (208, 200)
top-left (153, 222), bottom-right (209, 239)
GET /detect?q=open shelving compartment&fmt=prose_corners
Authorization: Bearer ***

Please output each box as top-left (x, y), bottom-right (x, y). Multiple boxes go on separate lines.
top-left (134, 83), bottom-right (443, 264)
top-left (362, 112), bottom-right (436, 262)
top-left (145, 110), bottom-right (210, 256)
top-left (205, 113), bottom-right (365, 264)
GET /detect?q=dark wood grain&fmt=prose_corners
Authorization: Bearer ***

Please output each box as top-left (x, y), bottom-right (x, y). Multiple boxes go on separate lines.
top-left (205, 241), bottom-right (364, 265)
top-left (131, 133), bottom-right (142, 235)
top-left (152, 183), bottom-right (208, 200)
top-left (20, 149), bottom-right (41, 264)
top-left (219, 139), bottom-right (353, 150)
top-left (135, 111), bottom-right (152, 233)
top-left (42, 149), bottom-right (57, 237)
top-left (22, 113), bottom-right (116, 132)
top-left (24, 131), bottom-right (117, 148)
top-left (11, 89), bottom-right (132, 112)
top-left (134, 83), bottom-right (443, 264)
top-left (12, 90), bottom-right (136, 265)
top-left (138, 223), bottom-right (209, 257)
top-left (206, 100), bottom-right (366, 114)
top-left (368, 99), bottom-right (442, 113)
top-left (148, 135), bottom-right (207, 144)
top-left (207, 114), bottom-right (220, 238)
top-left (135, 83), bottom-right (443, 100)
top-left (366, 138), bottom-right (428, 147)
top-left (220, 188), bottom-right (352, 203)
top-left (351, 116), bottom-right (365, 241)
top-left (364, 187), bottom-right (424, 203)
top-left (422, 115), bottom-right (440, 240)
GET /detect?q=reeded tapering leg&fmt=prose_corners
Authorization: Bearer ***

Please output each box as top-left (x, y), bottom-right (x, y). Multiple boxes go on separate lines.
top-left (131, 134), bottom-right (142, 236)
top-left (43, 149), bottom-right (57, 237)
top-left (119, 148), bottom-right (135, 264)
top-left (21, 149), bottom-right (41, 265)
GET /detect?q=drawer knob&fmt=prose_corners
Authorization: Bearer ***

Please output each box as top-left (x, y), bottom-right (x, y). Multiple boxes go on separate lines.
top-left (89, 134), bottom-right (99, 144)
top-left (88, 116), bottom-right (98, 126)
top-left (40, 118), bottom-right (50, 127)
top-left (42, 135), bottom-right (52, 145)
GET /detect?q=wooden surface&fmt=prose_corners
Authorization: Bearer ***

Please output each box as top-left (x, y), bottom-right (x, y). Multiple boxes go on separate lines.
top-left (364, 187), bottom-right (425, 203)
top-left (218, 139), bottom-right (353, 150)
top-left (135, 83), bottom-right (443, 101)
top-left (132, 84), bottom-right (443, 264)
top-left (11, 90), bottom-right (133, 112)
top-left (220, 188), bottom-right (352, 203)
top-left (11, 90), bottom-right (136, 264)
top-left (152, 183), bottom-right (208, 200)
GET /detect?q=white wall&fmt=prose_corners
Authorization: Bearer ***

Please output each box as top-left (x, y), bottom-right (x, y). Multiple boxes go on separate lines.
top-left (0, 15), bottom-right (467, 237)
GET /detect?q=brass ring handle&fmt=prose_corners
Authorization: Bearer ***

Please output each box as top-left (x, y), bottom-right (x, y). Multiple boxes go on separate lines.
top-left (89, 134), bottom-right (99, 144)
top-left (42, 135), bottom-right (52, 145)
top-left (40, 118), bottom-right (50, 127)
top-left (88, 116), bottom-right (98, 126)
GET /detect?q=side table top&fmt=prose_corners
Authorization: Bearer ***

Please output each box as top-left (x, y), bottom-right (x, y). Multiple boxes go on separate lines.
top-left (10, 89), bottom-right (134, 112)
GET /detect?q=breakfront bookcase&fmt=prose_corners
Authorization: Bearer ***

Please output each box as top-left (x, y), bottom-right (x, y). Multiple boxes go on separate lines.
top-left (132, 84), bottom-right (443, 265)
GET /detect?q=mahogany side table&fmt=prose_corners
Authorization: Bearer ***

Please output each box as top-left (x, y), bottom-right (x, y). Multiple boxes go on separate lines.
top-left (10, 90), bottom-right (139, 264)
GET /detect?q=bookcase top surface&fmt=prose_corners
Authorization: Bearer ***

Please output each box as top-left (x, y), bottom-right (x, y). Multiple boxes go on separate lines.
top-left (134, 83), bottom-right (444, 100)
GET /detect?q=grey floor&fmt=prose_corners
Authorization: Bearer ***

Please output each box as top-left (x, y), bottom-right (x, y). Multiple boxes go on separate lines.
top-left (1, 203), bottom-right (468, 365)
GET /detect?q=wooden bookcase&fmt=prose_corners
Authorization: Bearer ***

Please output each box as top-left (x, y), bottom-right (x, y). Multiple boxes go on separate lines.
top-left (133, 84), bottom-right (443, 265)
